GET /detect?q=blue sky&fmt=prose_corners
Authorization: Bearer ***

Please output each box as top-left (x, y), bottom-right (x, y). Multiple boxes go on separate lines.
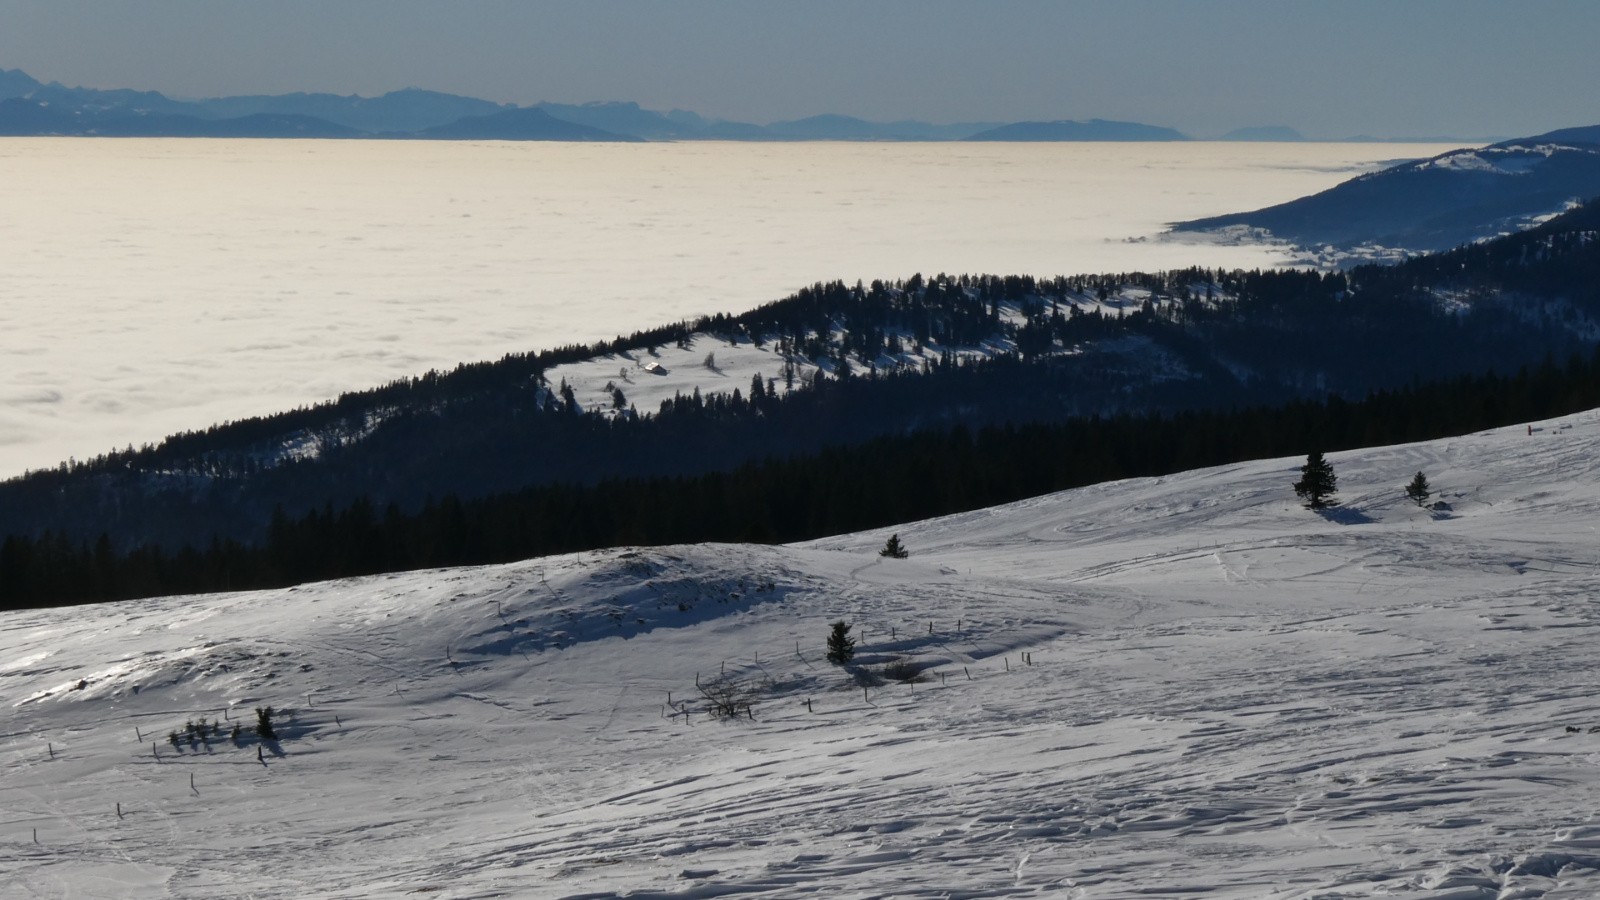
top-left (2, 0), bottom-right (1597, 138)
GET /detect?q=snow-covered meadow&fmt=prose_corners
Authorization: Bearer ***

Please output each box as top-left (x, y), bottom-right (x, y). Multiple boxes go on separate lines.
top-left (0, 139), bottom-right (1458, 478)
top-left (7, 410), bottom-right (1600, 897)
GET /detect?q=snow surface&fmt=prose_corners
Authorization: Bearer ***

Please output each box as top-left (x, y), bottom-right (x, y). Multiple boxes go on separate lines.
top-left (1416, 144), bottom-right (1600, 176)
top-left (10, 412), bottom-right (1600, 896)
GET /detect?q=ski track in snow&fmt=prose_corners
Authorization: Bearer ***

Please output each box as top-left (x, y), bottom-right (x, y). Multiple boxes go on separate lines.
top-left (10, 413), bottom-right (1600, 896)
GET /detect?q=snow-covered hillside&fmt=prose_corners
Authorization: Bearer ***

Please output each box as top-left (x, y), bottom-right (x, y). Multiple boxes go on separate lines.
top-left (1172, 134), bottom-right (1600, 260)
top-left (9, 411), bottom-right (1600, 897)
top-left (542, 286), bottom-right (1193, 420)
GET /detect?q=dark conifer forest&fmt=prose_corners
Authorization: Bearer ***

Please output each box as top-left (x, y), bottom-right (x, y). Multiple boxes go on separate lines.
top-left (3, 199), bottom-right (1600, 608)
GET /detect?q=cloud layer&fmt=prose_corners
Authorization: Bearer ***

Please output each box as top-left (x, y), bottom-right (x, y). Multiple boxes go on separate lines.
top-left (0, 138), bottom-right (1441, 477)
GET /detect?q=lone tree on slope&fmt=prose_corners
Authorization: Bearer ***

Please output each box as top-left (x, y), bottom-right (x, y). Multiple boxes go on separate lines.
top-left (1405, 471), bottom-right (1432, 507)
top-left (826, 621), bottom-right (856, 664)
top-left (255, 706), bottom-right (278, 741)
top-left (1293, 451), bottom-right (1338, 509)
top-left (879, 534), bottom-right (909, 559)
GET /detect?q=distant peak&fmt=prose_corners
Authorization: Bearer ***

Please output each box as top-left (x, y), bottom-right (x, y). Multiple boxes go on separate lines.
top-left (1219, 125), bottom-right (1305, 142)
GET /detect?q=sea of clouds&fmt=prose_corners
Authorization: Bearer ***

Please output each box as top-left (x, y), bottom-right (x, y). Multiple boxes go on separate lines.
top-left (0, 139), bottom-right (1454, 477)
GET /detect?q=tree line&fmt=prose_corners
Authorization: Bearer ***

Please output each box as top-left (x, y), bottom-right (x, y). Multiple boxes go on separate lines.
top-left (6, 349), bottom-right (1599, 610)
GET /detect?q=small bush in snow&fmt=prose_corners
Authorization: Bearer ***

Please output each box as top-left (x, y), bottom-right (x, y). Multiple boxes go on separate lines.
top-left (879, 534), bottom-right (909, 559)
top-left (878, 657), bottom-right (925, 683)
top-left (697, 675), bottom-right (760, 719)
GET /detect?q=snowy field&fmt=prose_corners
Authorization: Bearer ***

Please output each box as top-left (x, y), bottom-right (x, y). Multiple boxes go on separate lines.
top-left (7, 411), bottom-right (1600, 897)
top-left (0, 139), bottom-right (1458, 478)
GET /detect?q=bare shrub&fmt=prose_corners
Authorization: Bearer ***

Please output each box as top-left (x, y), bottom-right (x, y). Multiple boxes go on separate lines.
top-left (697, 675), bottom-right (761, 719)
top-left (878, 657), bottom-right (925, 683)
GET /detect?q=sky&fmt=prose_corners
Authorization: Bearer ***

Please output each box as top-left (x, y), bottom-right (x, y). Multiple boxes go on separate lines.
top-left (1, 0), bottom-right (1598, 139)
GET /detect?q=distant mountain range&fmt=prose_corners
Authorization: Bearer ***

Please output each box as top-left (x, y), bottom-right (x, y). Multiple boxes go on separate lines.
top-left (1172, 126), bottom-right (1600, 256)
top-left (1217, 125), bottom-right (1305, 142)
top-left (0, 66), bottom-right (1428, 144)
top-left (964, 119), bottom-right (1187, 142)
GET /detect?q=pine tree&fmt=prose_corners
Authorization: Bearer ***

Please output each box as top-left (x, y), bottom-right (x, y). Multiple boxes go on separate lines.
top-left (1405, 471), bottom-right (1431, 507)
top-left (826, 621), bottom-right (855, 664)
top-left (879, 534), bottom-right (909, 558)
top-left (1293, 451), bottom-right (1337, 509)
top-left (255, 706), bottom-right (277, 741)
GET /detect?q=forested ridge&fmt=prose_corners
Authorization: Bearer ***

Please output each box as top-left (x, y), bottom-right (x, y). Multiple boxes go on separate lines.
top-left (3, 201), bottom-right (1600, 606)
top-left (6, 348), bottom-right (1600, 609)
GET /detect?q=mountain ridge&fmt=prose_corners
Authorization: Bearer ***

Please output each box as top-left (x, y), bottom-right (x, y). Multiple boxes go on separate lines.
top-left (1172, 126), bottom-right (1600, 256)
top-left (964, 118), bottom-right (1187, 142)
top-left (0, 67), bottom-right (1222, 142)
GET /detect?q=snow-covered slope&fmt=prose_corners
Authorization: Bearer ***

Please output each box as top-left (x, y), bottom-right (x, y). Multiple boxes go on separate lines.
top-left (1172, 133), bottom-right (1600, 259)
top-left (9, 412), bottom-right (1600, 897)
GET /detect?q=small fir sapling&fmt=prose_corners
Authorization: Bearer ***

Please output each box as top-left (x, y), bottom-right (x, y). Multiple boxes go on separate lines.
top-left (1293, 451), bottom-right (1338, 509)
top-left (255, 706), bottom-right (277, 741)
top-left (826, 621), bottom-right (856, 664)
top-left (879, 534), bottom-right (909, 559)
top-left (1406, 471), bottom-right (1432, 507)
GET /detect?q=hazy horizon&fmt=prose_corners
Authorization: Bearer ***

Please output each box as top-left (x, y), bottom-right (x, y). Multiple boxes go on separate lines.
top-left (2, 0), bottom-right (1596, 140)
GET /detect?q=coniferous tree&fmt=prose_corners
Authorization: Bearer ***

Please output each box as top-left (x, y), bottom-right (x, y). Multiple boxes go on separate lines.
top-left (1405, 471), bottom-right (1432, 507)
top-left (255, 706), bottom-right (278, 741)
top-left (1293, 451), bottom-right (1338, 509)
top-left (826, 621), bottom-right (855, 664)
top-left (879, 534), bottom-right (909, 558)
